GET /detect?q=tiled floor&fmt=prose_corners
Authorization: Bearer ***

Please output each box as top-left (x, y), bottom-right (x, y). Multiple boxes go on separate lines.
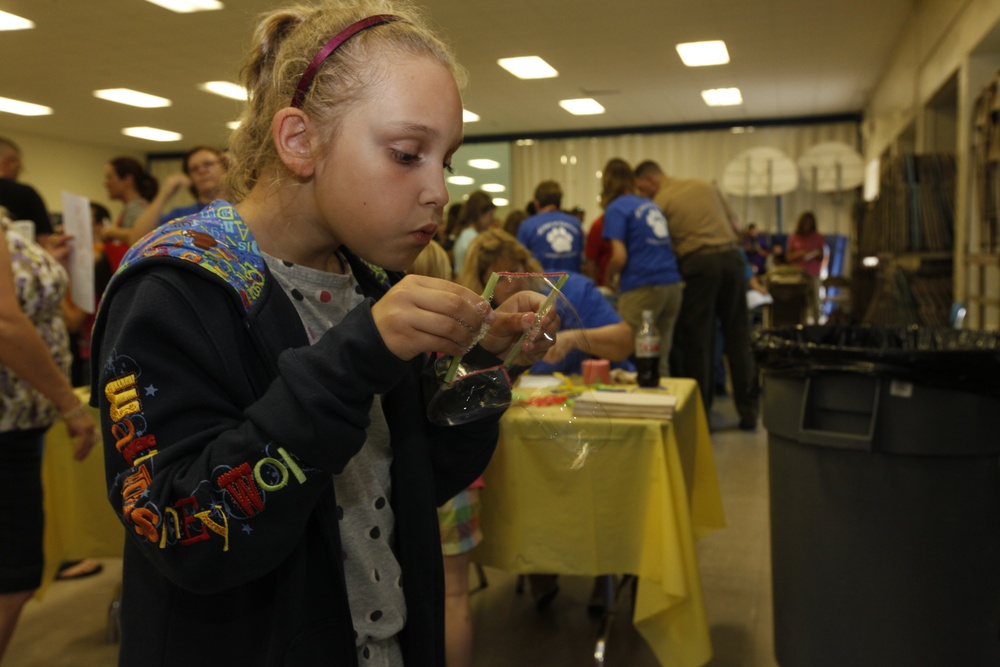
top-left (5, 395), bottom-right (777, 667)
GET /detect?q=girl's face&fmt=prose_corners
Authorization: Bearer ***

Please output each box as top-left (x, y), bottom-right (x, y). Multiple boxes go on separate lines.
top-left (103, 164), bottom-right (126, 200)
top-left (311, 54), bottom-right (463, 271)
top-left (477, 208), bottom-right (496, 230)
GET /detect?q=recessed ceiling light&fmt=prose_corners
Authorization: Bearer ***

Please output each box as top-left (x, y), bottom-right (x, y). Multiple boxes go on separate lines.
top-left (467, 159), bottom-right (499, 170)
top-left (559, 98), bottom-right (605, 115)
top-left (498, 56), bottom-right (558, 79)
top-left (144, 0), bottom-right (223, 13)
top-left (0, 96), bottom-right (52, 116)
top-left (448, 175), bottom-right (475, 186)
top-left (226, 120), bottom-right (241, 130)
top-left (0, 10), bottom-right (34, 30)
top-left (701, 88), bottom-right (742, 106)
top-left (492, 198), bottom-right (509, 207)
top-left (676, 40), bottom-right (730, 67)
top-left (198, 81), bottom-right (247, 101)
top-left (463, 109), bottom-right (480, 123)
top-left (481, 183), bottom-right (506, 193)
top-left (94, 88), bottom-right (171, 108)
top-left (122, 126), bottom-right (182, 142)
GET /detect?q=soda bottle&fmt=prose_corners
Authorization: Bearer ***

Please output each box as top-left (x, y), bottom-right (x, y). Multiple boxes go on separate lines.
top-left (635, 309), bottom-right (661, 388)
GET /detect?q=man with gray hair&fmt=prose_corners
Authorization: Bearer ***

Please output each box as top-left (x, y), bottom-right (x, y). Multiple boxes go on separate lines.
top-left (635, 159), bottom-right (758, 429)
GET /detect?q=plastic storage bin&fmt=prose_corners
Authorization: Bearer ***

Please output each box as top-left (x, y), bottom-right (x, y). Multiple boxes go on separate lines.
top-left (753, 325), bottom-right (1000, 667)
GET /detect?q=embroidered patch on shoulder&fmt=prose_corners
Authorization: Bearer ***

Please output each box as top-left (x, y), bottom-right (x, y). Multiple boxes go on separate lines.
top-left (117, 202), bottom-right (266, 312)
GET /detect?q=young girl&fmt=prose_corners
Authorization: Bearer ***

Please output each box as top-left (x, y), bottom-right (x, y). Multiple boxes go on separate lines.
top-left (90, 2), bottom-right (556, 665)
top-left (101, 157), bottom-right (158, 270)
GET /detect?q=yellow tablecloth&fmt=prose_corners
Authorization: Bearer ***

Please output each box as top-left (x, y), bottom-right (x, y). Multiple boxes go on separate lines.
top-left (39, 394), bottom-right (123, 595)
top-left (474, 378), bottom-right (725, 667)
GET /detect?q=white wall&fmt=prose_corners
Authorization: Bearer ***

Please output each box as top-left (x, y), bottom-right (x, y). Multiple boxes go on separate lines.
top-left (510, 122), bottom-right (860, 238)
top-left (863, 0), bottom-right (1000, 162)
top-left (0, 127), bottom-right (140, 220)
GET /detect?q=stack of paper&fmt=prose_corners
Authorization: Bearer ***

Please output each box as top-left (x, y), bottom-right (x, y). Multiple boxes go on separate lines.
top-left (572, 390), bottom-right (677, 420)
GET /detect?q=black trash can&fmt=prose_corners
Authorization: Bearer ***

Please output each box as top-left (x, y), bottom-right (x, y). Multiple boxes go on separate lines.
top-left (752, 325), bottom-right (1000, 667)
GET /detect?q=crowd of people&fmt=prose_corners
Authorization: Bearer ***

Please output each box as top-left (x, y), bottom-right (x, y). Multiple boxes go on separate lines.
top-left (0, 1), bottom-right (839, 665)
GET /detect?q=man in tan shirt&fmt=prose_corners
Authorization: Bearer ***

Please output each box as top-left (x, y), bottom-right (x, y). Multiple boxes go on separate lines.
top-left (635, 160), bottom-right (758, 429)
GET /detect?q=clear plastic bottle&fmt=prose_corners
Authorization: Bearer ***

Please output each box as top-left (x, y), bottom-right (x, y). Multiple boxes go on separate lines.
top-left (635, 309), bottom-right (661, 388)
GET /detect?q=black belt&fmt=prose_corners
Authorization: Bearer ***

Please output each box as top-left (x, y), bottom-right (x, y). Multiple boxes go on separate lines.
top-left (685, 241), bottom-right (738, 258)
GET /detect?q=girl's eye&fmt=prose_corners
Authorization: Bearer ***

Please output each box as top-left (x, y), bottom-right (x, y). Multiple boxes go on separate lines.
top-left (392, 150), bottom-right (420, 165)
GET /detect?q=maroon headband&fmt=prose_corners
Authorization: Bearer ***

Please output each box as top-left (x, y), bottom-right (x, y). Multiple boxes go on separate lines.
top-left (290, 14), bottom-right (401, 108)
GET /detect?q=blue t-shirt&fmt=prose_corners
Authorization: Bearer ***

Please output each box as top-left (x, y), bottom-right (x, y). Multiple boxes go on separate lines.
top-left (516, 210), bottom-right (583, 273)
top-left (602, 194), bottom-right (681, 293)
top-left (529, 271), bottom-right (634, 375)
top-left (159, 201), bottom-right (208, 226)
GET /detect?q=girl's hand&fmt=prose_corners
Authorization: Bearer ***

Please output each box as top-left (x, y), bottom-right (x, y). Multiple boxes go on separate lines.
top-left (371, 274), bottom-right (496, 361)
top-left (480, 289), bottom-right (560, 367)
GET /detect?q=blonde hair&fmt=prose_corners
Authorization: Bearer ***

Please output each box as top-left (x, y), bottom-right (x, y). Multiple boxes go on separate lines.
top-left (456, 190), bottom-right (496, 232)
top-left (227, 0), bottom-right (465, 201)
top-left (455, 228), bottom-right (541, 294)
top-left (407, 239), bottom-right (452, 280)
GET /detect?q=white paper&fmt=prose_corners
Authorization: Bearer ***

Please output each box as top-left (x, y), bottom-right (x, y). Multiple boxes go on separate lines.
top-left (61, 191), bottom-right (94, 314)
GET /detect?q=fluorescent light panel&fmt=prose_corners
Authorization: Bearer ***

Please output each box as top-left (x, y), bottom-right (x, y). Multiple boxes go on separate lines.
top-left (447, 175), bottom-right (475, 186)
top-left (94, 88), bottom-right (171, 108)
top-left (144, 0), bottom-right (223, 12)
top-left (701, 88), bottom-right (743, 106)
top-left (0, 96), bottom-right (52, 116)
top-left (199, 81), bottom-right (247, 100)
top-left (676, 40), bottom-right (730, 67)
top-left (467, 159), bottom-right (499, 170)
top-left (559, 98), bottom-right (605, 115)
top-left (122, 126), bottom-right (182, 142)
top-left (463, 109), bottom-right (480, 123)
top-left (0, 10), bottom-right (34, 30)
top-left (481, 183), bottom-right (506, 193)
top-left (492, 198), bottom-right (509, 207)
top-left (498, 56), bottom-right (558, 79)
top-left (226, 120), bottom-right (241, 130)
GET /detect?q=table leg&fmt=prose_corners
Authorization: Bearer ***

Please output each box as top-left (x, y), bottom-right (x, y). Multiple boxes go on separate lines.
top-left (593, 575), bottom-right (636, 666)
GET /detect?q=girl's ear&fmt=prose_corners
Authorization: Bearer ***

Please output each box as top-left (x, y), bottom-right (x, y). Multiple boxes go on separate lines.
top-left (272, 108), bottom-right (316, 178)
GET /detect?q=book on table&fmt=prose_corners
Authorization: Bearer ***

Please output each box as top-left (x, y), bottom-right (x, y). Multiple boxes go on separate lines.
top-left (572, 389), bottom-right (677, 420)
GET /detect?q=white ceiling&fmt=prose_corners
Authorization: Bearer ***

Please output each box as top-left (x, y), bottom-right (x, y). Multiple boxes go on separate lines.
top-left (0, 0), bottom-right (916, 154)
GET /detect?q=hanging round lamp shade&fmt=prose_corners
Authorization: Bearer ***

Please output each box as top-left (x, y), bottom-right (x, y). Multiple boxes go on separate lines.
top-left (796, 141), bottom-right (864, 192)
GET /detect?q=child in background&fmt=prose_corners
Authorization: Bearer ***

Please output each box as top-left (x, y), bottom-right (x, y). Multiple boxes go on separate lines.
top-left (90, 2), bottom-right (556, 665)
top-left (457, 228), bottom-right (634, 377)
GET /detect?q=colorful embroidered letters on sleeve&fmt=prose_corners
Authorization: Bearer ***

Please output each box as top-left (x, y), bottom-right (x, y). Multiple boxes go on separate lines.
top-left (217, 463), bottom-right (265, 518)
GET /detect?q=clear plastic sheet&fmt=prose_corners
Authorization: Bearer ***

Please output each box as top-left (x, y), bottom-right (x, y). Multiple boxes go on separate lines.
top-left (424, 271), bottom-right (612, 469)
